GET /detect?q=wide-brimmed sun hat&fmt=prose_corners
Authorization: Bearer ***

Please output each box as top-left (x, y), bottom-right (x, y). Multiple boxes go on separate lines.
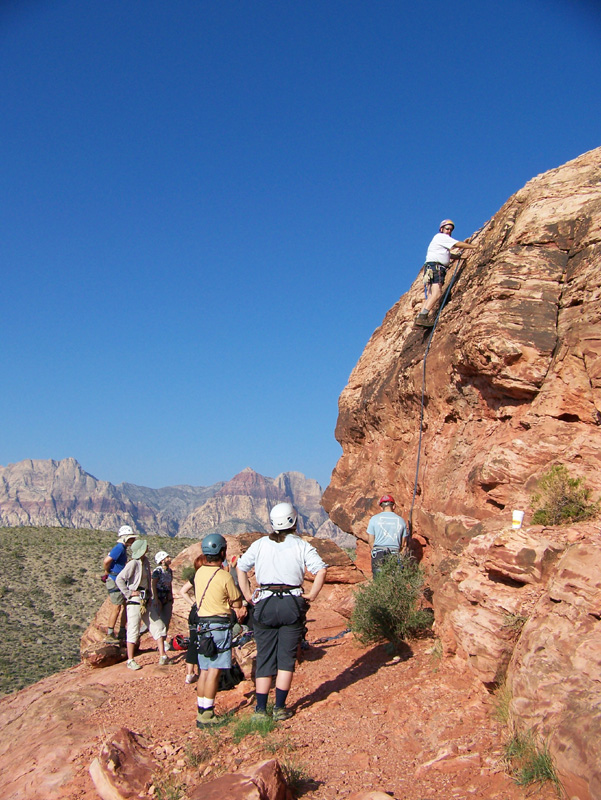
top-left (131, 538), bottom-right (148, 560)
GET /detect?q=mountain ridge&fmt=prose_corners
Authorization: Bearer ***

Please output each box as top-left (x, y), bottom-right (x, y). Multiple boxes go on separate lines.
top-left (0, 457), bottom-right (352, 545)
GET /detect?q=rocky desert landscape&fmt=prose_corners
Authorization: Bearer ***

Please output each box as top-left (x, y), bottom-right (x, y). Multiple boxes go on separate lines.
top-left (2, 146), bottom-right (601, 799)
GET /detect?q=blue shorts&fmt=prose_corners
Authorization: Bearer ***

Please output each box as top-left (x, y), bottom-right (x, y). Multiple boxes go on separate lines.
top-left (197, 619), bottom-right (233, 671)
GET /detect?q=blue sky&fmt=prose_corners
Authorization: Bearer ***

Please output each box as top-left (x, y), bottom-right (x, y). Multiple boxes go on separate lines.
top-left (1, 0), bottom-right (600, 491)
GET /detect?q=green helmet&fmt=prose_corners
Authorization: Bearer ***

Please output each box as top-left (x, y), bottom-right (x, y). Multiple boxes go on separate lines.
top-left (201, 533), bottom-right (227, 555)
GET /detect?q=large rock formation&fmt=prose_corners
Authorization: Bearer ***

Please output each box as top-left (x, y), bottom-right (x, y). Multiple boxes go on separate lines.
top-left (323, 146), bottom-right (601, 799)
top-left (0, 459), bottom-right (350, 543)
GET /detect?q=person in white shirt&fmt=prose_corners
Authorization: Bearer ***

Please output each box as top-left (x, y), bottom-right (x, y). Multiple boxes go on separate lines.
top-left (416, 219), bottom-right (477, 327)
top-left (237, 502), bottom-right (327, 721)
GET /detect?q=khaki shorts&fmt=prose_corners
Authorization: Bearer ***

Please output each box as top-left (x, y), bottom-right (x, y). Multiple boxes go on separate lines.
top-left (106, 577), bottom-right (126, 606)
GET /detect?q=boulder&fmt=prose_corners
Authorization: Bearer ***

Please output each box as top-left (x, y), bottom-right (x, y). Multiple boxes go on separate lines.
top-left (81, 641), bottom-right (126, 668)
top-left (89, 728), bottom-right (155, 800)
top-left (508, 540), bottom-right (601, 800)
top-left (188, 759), bottom-right (291, 800)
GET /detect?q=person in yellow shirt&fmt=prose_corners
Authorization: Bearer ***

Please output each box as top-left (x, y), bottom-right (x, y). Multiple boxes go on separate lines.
top-left (194, 534), bottom-right (245, 727)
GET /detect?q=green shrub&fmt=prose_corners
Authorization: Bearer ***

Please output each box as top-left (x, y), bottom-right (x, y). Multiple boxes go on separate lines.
top-left (531, 464), bottom-right (598, 526)
top-left (181, 565), bottom-right (195, 583)
top-left (350, 555), bottom-right (433, 646)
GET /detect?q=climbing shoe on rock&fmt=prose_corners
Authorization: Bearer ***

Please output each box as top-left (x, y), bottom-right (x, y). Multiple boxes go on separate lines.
top-left (273, 707), bottom-right (294, 721)
top-left (415, 312), bottom-right (434, 328)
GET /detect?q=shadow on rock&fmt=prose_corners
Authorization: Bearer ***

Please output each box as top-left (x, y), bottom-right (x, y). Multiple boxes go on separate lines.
top-left (293, 643), bottom-right (413, 712)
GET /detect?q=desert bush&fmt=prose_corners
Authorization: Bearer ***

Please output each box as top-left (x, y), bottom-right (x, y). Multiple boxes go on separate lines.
top-left (181, 565), bottom-right (195, 583)
top-left (350, 554), bottom-right (433, 646)
top-left (530, 464), bottom-right (598, 526)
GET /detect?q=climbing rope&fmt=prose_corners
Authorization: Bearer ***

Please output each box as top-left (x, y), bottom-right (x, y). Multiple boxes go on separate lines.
top-left (407, 224), bottom-right (486, 536)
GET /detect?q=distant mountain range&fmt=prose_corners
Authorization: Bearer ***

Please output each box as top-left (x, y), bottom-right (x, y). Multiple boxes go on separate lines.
top-left (0, 458), bottom-right (353, 546)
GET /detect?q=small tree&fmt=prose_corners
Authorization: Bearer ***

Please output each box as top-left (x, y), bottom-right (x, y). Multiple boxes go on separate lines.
top-left (350, 554), bottom-right (432, 646)
top-left (530, 464), bottom-right (598, 526)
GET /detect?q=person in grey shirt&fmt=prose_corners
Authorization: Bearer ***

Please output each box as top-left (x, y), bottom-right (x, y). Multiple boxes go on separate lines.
top-left (367, 494), bottom-right (408, 576)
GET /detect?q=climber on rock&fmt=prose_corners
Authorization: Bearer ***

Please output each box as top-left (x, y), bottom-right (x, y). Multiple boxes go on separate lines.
top-left (415, 219), bottom-right (477, 327)
top-left (367, 494), bottom-right (408, 576)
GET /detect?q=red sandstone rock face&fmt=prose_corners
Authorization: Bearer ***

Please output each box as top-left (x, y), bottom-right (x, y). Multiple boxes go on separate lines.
top-left (322, 146), bottom-right (601, 799)
top-left (324, 147), bottom-right (601, 538)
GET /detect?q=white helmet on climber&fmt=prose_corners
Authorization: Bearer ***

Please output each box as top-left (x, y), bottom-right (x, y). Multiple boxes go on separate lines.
top-left (439, 219), bottom-right (455, 232)
top-left (270, 502), bottom-right (298, 531)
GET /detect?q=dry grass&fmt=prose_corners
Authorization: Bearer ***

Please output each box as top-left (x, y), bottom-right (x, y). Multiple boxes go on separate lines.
top-left (0, 526), bottom-right (189, 696)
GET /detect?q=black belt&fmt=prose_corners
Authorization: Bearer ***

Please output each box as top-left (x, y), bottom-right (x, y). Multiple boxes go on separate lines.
top-left (259, 584), bottom-right (302, 591)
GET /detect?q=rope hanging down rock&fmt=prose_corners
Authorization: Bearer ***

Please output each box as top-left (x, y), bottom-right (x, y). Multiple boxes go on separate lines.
top-left (407, 257), bottom-right (463, 537)
top-left (407, 223), bottom-right (485, 536)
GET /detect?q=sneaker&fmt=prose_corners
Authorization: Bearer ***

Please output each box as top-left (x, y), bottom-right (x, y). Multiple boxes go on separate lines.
top-left (185, 674), bottom-right (199, 685)
top-left (196, 709), bottom-right (218, 728)
top-left (127, 659), bottom-right (142, 671)
top-left (273, 707), bottom-right (294, 721)
top-left (158, 655), bottom-right (170, 666)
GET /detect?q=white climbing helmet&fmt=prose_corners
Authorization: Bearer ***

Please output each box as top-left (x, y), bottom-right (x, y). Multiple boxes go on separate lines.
top-left (439, 219), bottom-right (455, 231)
top-left (269, 502), bottom-right (298, 531)
top-left (154, 550), bottom-right (170, 565)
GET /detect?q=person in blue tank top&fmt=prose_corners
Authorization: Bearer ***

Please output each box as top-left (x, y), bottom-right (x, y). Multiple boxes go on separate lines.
top-left (367, 494), bottom-right (408, 576)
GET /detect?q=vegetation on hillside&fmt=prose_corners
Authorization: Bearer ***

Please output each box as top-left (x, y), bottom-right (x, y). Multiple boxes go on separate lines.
top-left (0, 527), bottom-right (190, 696)
top-left (530, 464), bottom-right (598, 526)
top-left (350, 554), bottom-right (433, 646)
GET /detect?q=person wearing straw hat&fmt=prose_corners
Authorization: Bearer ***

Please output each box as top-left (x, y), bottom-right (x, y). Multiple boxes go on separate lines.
top-left (116, 537), bottom-right (153, 670)
top-left (102, 524), bottom-right (137, 642)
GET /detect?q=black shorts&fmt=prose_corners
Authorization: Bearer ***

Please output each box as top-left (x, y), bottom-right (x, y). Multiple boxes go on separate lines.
top-left (253, 594), bottom-right (308, 677)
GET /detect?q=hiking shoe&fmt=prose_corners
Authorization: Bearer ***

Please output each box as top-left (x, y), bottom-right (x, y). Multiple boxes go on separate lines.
top-left (185, 674), bottom-right (199, 685)
top-left (158, 655), bottom-right (170, 666)
top-left (273, 707), bottom-right (294, 721)
top-left (196, 709), bottom-right (218, 728)
top-left (127, 659), bottom-right (142, 671)
top-left (415, 312), bottom-right (434, 328)
top-left (252, 709), bottom-right (269, 719)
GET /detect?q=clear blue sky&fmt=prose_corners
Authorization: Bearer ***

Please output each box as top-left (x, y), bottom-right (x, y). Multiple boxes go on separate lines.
top-left (1, 0), bottom-right (600, 491)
